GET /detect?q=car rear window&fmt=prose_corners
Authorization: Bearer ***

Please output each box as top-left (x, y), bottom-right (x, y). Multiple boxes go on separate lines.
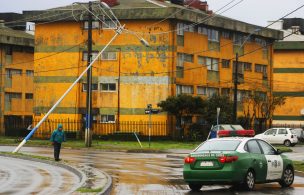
top-left (196, 140), bottom-right (241, 151)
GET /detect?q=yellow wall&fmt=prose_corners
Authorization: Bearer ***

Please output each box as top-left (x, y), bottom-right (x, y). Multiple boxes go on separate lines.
top-left (273, 50), bottom-right (304, 124)
top-left (33, 19), bottom-right (273, 135)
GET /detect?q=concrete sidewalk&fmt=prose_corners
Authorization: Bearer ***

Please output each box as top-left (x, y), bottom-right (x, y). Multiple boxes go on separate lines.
top-left (0, 153), bottom-right (112, 195)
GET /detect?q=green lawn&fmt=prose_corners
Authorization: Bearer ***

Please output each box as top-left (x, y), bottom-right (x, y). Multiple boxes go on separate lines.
top-left (293, 161), bottom-right (304, 172)
top-left (0, 136), bottom-right (295, 152)
top-left (0, 136), bottom-right (200, 151)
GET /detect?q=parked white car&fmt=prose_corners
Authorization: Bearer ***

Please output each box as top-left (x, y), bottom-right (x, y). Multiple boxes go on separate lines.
top-left (255, 128), bottom-right (298, 147)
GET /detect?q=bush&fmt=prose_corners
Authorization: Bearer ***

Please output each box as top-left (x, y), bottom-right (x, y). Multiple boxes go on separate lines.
top-left (187, 123), bottom-right (211, 141)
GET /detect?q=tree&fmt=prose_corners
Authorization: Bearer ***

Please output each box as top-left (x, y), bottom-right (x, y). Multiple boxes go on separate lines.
top-left (157, 94), bottom-right (205, 138)
top-left (203, 95), bottom-right (234, 125)
top-left (242, 93), bottom-right (286, 131)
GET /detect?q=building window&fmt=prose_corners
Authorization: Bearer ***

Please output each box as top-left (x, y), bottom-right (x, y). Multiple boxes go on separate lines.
top-left (255, 64), bottom-right (267, 74)
top-left (6, 69), bottom-right (22, 78)
top-left (5, 92), bottom-right (22, 101)
top-left (198, 27), bottom-right (219, 42)
top-left (184, 54), bottom-right (193, 63)
top-left (222, 31), bottom-right (231, 39)
top-left (100, 83), bottom-right (116, 91)
top-left (26, 70), bottom-right (34, 77)
top-left (25, 93), bottom-right (33, 99)
top-left (222, 59), bottom-right (230, 68)
top-left (198, 26), bottom-right (208, 35)
top-left (103, 20), bottom-right (117, 29)
top-left (176, 53), bottom-right (193, 78)
top-left (83, 21), bottom-right (101, 29)
top-left (100, 115), bottom-right (115, 123)
top-left (221, 88), bottom-right (230, 96)
top-left (198, 56), bottom-right (219, 71)
top-left (207, 29), bottom-right (219, 42)
top-left (255, 91), bottom-right (267, 100)
top-left (184, 24), bottom-right (195, 33)
top-left (244, 62), bottom-right (252, 71)
top-left (176, 85), bottom-right (194, 95)
top-left (207, 87), bottom-right (219, 98)
top-left (197, 86), bottom-right (207, 95)
top-left (82, 83), bottom-right (98, 91)
top-left (5, 46), bottom-right (13, 55)
top-left (82, 51), bottom-right (99, 61)
top-left (237, 90), bottom-right (251, 102)
top-left (177, 23), bottom-right (185, 36)
top-left (178, 53), bottom-right (193, 64)
top-left (233, 33), bottom-right (245, 45)
top-left (101, 52), bottom-right (117, 60)
top-left (233, 61), bottom-right (245, 74)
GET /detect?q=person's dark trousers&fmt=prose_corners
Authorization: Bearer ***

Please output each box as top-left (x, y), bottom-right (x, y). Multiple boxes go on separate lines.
top-left (53, 141), bottom-right (61, 161)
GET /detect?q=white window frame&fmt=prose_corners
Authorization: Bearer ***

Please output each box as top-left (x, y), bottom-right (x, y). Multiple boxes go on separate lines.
top-left (82, 83), bottom-right (98, 92)
top-left (206, 57), bottom-right (219, 71)
top-left (207, 87), bottom-right (219, 98)
top-left (83, 51), bottom-right (99, 61)
top-left (177, 23), bottom-right (185, 36)
top-left (26, 70), bottom-right (34, 77)
top-left (206, 29), bottom-right (219, 42)
top-left (197, 86), bottom-right (207, 95)
top-left (101, 51), bottom-right (117, 60)
top-left (84, 21), bottom-right (101, 29)
top-left (176, 85), bottom-right (194, 95)
top-left (100, 83), bottom-right (116, 92)
top-left (100, 114), bottom-right (115, 123)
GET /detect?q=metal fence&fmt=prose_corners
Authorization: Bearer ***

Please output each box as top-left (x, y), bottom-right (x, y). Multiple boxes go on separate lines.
top-left (31, 119), bottom-right (172, 139)
top-left (271, 124), bottom-right (304, 129)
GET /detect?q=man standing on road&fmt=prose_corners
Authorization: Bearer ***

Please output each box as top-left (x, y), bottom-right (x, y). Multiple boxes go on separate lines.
top-left (50, 124), bottom-right (66, 161)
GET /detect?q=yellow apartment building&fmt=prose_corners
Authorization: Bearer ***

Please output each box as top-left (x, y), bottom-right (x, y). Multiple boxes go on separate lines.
top-left (25, 0), bottom-right (282, 136)
top-left (0, 21), bottom-right (34, 136)
top-left (271, 18), bottom-right (304, 125)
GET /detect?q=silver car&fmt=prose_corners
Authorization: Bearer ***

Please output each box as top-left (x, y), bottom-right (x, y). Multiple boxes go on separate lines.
top-left (292, 128), bottom-right (304, 142)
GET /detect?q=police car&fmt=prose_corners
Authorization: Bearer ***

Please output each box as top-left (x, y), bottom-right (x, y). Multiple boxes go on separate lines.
top-left (183, 137), bottom-right (294, 191)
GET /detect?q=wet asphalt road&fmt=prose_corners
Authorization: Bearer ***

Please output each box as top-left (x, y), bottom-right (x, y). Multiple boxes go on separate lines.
top-left (0, 146), bottom-right (304, 194)
top-left (0, 155), bottom-right (80, 195)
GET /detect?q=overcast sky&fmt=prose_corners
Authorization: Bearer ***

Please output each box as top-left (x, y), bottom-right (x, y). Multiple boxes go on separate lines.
top-left (0, 0), bottom-right (303, 26)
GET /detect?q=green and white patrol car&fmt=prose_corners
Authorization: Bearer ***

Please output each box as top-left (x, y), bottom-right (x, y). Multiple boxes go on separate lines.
top-left (183, 137), bottom-right (294, 191)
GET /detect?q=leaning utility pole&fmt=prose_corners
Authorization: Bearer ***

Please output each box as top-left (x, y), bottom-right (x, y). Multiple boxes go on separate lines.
top-left (85, 1), bottom-right (93, 147)
top-left (233, 53), bottom-right (238, 124)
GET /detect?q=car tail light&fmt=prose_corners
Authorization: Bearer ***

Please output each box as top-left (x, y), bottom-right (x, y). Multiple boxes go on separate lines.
top-left (184, 156), bottom-right (196, 164)
top-left (218, 130), bottom-right (255, 137)
top-left (218, 156), bottom-right (238, 163)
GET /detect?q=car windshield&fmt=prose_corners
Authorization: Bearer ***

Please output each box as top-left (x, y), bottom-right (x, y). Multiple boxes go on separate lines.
top-left (196, 140), bottom-right (241, 151)
top-left (231, 125), bottom-right (244, 130)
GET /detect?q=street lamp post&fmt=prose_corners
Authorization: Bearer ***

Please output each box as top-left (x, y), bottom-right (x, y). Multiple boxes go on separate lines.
top-left (85, 1), bottom-right (93, 147)
top-left (233, 28), bottom-right (260, 124)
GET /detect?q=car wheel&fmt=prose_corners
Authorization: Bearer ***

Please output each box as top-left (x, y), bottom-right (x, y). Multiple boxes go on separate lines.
top-left (189, 183), bottom-right (202, 191)
top-left (284, 140), bottom-right (291, 147)
top-left (279, 166), bottom-right (294, 187)
top-left (243, 170), bottom-right (255, 191)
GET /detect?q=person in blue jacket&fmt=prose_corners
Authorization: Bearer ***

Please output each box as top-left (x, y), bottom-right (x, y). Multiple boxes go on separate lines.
top-left (50, 124), bottom-right (66, 161)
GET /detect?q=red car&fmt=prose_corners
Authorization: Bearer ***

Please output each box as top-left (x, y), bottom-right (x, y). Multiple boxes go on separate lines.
top-left (209, 124), bottom-right (255, 138)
